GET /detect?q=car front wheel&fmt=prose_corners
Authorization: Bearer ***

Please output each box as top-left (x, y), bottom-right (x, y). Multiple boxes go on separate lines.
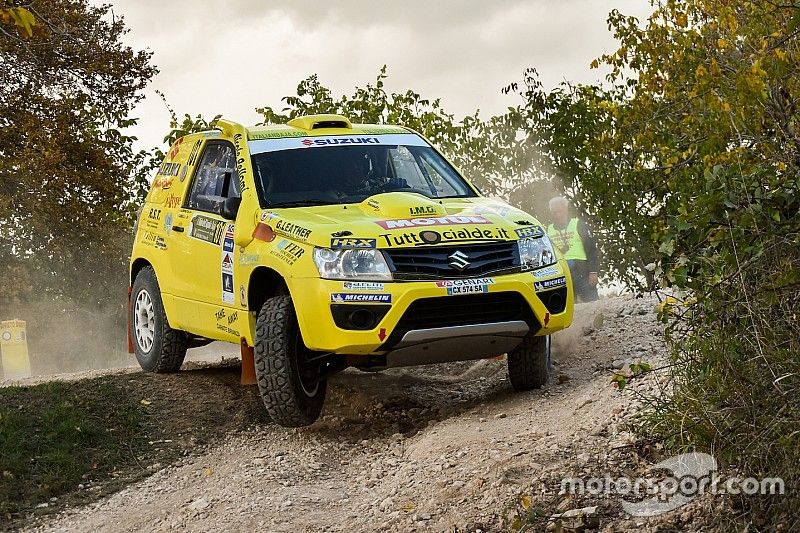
top-left (254, 294), bottom-right (327, 427)
top-left (507, 333), bottom-right (552, 390)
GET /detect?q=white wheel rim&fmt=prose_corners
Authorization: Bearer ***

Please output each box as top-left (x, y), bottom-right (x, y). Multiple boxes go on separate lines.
top-left (134, 289), bottom-right (156, 353)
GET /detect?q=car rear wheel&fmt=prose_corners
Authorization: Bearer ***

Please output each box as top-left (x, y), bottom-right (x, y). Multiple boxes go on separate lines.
top-left (131, 266), bottom-right (187, 372)
top-left (507, 333), bottom-right (552, 390)
top-left (254, 295), bottom-right (326, 427)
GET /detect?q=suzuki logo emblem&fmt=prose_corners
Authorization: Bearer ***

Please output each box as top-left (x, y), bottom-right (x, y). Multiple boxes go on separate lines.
top-left (448, 250), bottom-right (470, 271)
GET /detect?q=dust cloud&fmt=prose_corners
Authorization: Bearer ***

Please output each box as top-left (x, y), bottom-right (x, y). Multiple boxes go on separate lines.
top-left (1, 300), bottom-right (132, 378)
top-left (552, 298), bottom-right (609, 363)
top-left (0, 299), bottom-right (243, 381)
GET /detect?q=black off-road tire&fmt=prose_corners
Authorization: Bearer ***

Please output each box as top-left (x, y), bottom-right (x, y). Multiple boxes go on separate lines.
top-left (130, 266), bottom-right (187, 372)
top-left (507, 334), bottom-right (552, 390)
top-left (254, 295), bottom-right (326, 427)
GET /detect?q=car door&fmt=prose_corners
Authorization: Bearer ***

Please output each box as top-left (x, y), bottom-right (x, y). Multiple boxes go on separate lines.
top-left (167, 141), bottom-right (242, 338)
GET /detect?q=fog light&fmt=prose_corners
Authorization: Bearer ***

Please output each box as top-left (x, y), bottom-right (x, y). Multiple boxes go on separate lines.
top-left (349, 309), bottom-right (374, 329)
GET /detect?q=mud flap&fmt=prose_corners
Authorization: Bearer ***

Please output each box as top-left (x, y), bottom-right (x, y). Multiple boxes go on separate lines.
top-left (240, 338), bottom-right (256, 385)
top-left (127, 286), bottom-right (134, 354)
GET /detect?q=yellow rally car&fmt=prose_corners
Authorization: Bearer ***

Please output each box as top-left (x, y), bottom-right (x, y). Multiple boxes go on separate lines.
top-left (128, 114), bottom-right (574, 427)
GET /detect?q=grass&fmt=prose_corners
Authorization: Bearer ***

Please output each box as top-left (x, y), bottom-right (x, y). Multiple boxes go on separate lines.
top-left (0, 362), bottom-right (269, 526)
top-left (0, 380), bottom-right (143, 517)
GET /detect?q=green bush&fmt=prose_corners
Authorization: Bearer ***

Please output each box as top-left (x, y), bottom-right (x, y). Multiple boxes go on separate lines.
top-left (519, 1), bottom-right (800, 526)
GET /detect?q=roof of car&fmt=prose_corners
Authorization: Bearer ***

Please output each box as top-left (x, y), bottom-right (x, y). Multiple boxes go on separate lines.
top-left (246, 123), bottom-right (410, 140)
top-left (203, 114), bottom-right (412, 141)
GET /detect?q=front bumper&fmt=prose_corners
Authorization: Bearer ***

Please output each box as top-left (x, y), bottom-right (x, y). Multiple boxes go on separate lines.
top-left (286, 260), bottom-right (574, 358)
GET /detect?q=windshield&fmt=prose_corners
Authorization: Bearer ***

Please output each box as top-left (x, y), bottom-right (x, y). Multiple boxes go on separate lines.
top-left (248, 134), bottom-right (477, 208)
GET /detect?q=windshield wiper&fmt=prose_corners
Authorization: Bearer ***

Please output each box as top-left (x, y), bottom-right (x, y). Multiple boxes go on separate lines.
top-left (267, 200), bottom-right (342, 208)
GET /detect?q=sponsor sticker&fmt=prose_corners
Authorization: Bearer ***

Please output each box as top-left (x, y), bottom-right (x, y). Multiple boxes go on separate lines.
top-left (248, 133), bottom-right (429, 154)
top-left (143, 207), bottom-right (161, 229)
top-left (165, 194), bottom-right (182, 208)
top-left (269, 239), bottom-right (305, 265)
top-left (378, 226), bottom-right (511, 246)
top-left (240, 253), bottom-right (261, 266)
top-left (186, 139), bottom-right (203, 169)
top-left (534, 276), bottom-right (567, 291)
top-left (274, 219), bottom-right (311, 241)
top-left (409, 205), bottom-right (438, 216)
top-left (532, 265), bottom-right (560, 278)
top-left (301, 137), bottom-right (379, 147)
top-left (216, 322), bottom-right (239, 336)
top-left (156, 162), bottom-right (181, 178)
top-left (434, 278), bottom-right (495, 288)
top-left (330, 237), bottom-right (376, 249)
top-left (470, 204), bottom-right (512, 217)
top-left (221, 227), bottom-right (235, 304)
top-left (515, 226), bottom-right (545, 238)
top-left (248, 127), bottom-right (407, 141)
top-left (164, 212), bottom-right (173, 234)
top-left (214, 308), bottom-right (241, 335)
top-left (190, 215), bottom-right (226, 245)
top-left (232, 133), bottom-right (249, 194)
top-left (221, 253), bottom-right (234, 272)
top-left (222, 273), bottom-right (235, 304)
top-left (330, 293), bottom-right (392, 303)
top-left (167, 137), bottom-right (184, 160)
top-left (375, 215), bottom-right (492, 230)
top-left (141, 231), bottom-right (167, 250)
top-left (343, 282), bottom-right (385, 291)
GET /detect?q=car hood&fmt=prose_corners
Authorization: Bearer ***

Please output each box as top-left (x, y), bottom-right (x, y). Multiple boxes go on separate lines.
top-left (255, 192), bottom-right (545, 248)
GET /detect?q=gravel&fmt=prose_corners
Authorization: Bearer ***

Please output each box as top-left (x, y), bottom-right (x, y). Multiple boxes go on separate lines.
top-left (27, 294), bottom-right (680, 532)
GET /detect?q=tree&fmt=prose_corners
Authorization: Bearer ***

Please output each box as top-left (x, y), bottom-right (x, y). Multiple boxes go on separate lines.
top-left (0, 4), bottom-right (37, 39)
top-left (256, 67), bottom-right (560, 221)
top-left (542, 0), bottom-right (800, 525)
top-left (0, 0), bottom-right (157, 310)
top-left (502, 72), bottom-right (658, 287)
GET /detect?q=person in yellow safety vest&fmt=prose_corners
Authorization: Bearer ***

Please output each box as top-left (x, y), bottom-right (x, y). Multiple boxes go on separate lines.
top-left (547, 196), bottom-right (599, 302)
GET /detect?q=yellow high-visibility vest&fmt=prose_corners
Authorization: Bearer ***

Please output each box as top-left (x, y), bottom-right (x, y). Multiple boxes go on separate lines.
top-left (547, 217), bottom-right (588, 262)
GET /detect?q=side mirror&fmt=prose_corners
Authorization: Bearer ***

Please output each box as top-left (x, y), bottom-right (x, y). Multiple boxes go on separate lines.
top-left (220, 196), bottom-right (241, 220)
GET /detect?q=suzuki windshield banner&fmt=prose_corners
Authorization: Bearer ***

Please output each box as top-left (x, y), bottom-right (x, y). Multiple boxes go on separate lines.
top-left (248, 134), bottom-right (430, 155)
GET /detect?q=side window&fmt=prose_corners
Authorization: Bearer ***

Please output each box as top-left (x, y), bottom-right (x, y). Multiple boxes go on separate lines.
top-left (187, 143), bottom-right (240, 212)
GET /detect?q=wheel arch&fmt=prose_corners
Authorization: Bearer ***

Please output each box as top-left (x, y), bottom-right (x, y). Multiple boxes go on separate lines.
top-left (248, 266), bottom-right (289, 313)
top-left (130, 257), bottom-right (153, 286)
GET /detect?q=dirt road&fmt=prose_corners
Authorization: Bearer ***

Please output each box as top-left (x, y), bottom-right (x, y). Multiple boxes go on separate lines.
top-left (29, 295), bottom-right (689, 532)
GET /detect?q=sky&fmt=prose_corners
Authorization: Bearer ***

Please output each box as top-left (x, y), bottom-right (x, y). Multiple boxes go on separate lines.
top-left (98, 0), bottom-right (652, 151)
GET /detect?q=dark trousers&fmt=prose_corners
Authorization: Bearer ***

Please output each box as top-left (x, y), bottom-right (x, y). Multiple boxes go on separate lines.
top-left (567, 260), bottom-right (599, 303)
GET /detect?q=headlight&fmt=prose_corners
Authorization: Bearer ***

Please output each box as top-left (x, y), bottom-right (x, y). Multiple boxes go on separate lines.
top-left (517, 235), bottom-right (557, 270)
top-left (313, 248), bottom-right (392, 281)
